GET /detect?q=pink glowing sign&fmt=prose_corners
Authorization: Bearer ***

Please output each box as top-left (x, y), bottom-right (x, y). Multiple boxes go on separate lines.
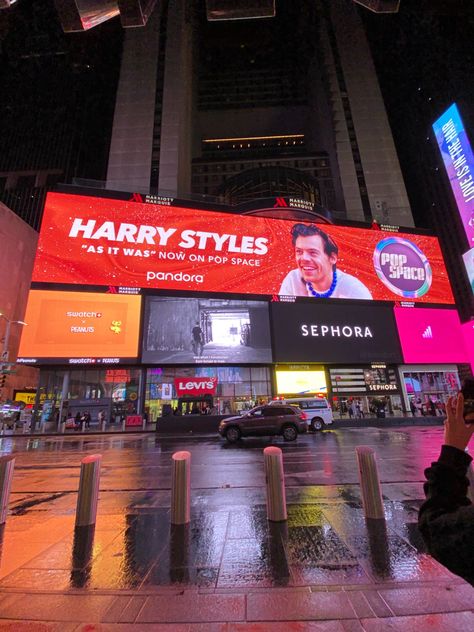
top-left (394, 307), bottom-right (468, 364)
top-left (461, 320), bottom-right (474, 373)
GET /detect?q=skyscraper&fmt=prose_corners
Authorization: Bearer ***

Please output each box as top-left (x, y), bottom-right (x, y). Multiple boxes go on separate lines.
top-left (106, 0), bottom-right (413, 226)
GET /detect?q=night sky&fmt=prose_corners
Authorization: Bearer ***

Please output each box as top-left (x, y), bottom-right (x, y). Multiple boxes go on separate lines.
top-left (362, 0), bottom-right (474, 229)
top-left (0, 0), bottom-right (472, 230)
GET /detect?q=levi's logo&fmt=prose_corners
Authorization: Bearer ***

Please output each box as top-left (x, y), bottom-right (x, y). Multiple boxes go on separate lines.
top-left (174, 376), bottom-right (218, 395)
top-left (178, 380), bottom-right (215, 390)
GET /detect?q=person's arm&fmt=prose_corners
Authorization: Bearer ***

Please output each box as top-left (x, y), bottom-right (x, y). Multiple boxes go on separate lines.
top-left (418, 393), bottom-right (474, 584)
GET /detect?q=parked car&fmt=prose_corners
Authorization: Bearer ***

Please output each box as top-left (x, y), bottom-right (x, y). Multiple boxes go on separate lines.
top-left (268, 397), bottom-right (333, 431)
top-left (218, 405), bottom-right (307, 443)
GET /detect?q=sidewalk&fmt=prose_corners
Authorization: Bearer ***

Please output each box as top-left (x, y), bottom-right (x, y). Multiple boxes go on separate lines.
top-left (0, 476), bottom-right (472, 629)
top-left (0, 415), bottom-right (443, 439)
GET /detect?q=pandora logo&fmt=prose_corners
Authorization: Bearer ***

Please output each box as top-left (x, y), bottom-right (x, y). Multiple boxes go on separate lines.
top-left (301, 324), bottom-right (373, 338)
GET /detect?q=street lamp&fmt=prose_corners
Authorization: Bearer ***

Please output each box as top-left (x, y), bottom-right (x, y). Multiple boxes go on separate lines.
top-left (0, 313), bottom-right (27, 363)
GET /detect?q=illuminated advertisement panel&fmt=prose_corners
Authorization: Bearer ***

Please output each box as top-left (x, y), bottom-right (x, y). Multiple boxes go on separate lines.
top-left (275, 370), bottom-right (327, 395)
top-left (17, 290), bottom-right (141, 364)
top-left (32, 192), bottom-right (454, 304)
top-left (394, 307), bottom-right (468, 364)
top-left (462, 248), bottom-right (474, 293)
top-left (271, 302), bottom-right (402, 363)
top-left (432, 103), bottom-right (474, 249)
top-left (142, 296), bottom-right (272, 364)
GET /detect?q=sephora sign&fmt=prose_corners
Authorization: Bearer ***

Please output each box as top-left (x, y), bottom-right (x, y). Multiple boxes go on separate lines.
top-left (271, 302), bottom-right (402, 363)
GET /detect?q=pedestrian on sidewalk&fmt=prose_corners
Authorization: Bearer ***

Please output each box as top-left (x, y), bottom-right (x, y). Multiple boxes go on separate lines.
top-left (418, 391), bottom-right (474, 585)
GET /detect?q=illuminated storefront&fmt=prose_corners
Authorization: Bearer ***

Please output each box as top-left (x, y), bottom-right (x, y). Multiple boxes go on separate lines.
top-left (16, 190), bottom-right (470, 426)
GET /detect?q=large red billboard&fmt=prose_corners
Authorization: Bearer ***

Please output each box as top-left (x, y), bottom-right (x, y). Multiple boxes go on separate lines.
top-left (32, 192), bottom-right (454, 304)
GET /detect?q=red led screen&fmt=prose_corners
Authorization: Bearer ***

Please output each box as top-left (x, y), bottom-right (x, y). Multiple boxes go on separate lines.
top-left (32, 192), bottom-right (454, 303)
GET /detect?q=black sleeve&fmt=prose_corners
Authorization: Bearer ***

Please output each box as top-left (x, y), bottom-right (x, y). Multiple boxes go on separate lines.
top-left (418, 445), bottom-right (474, 585)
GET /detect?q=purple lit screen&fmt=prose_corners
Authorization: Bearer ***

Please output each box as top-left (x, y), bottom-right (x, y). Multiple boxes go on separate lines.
top-left (433, 103), bottom-right (474, 249)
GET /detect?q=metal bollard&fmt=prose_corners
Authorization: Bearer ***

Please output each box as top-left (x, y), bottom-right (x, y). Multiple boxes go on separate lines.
top-left (356, 446), bottom-right (385, 520)
top-left (170, 451), bottom-right (191, 525)
top-left (60, 421), bottom-right (66, 433)
top-left (41, 423), bottom-right (45, 434)
top-left (75, 454), bottom-right (102, 527)
top-left (0, 455), bottom-right (15, 525)
top-left (81, 421), bottom-right (86, 433)
top-left (263, 446), bottom-right (287, 522)
top-left (12, 423), bottom-right (16, 434)
top-left (23, 422), bottom-right (29, 434)
top-left (0, 423), bottom-right (4, 436)
top-left (122, 419), bottom-right (126, 432)
top-left (142, 418), bottom-right (147, 431)
top-left (101, 419), bottom-right (106, 432)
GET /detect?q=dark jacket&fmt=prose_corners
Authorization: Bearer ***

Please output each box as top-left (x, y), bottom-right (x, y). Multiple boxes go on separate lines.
top-left (418, 445), bottom-right (474, 585)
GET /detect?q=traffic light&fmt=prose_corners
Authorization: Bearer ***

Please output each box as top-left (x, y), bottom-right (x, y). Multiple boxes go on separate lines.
top-left (0, 375), bottom-right (6, 388)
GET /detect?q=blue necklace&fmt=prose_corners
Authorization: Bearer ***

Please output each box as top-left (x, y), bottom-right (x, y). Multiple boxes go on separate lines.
top-left (307, 269), bottom-right (337, 298)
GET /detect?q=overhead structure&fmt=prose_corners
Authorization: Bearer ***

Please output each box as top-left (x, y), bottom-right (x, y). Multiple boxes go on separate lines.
top-left (51, 0), bottom-right (157, 31)
top-left (205, 0), bottom-right (275, 21)
top-left (353, 0), bottom-right (400, 12)
top-left (0, 1), bottom-right (400, 31)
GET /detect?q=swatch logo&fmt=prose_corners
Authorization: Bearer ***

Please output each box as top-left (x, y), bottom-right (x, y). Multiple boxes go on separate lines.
top-left (422, 325), bottom-right (433, 339)
top-left (373, 237), bottom-right (432, 298)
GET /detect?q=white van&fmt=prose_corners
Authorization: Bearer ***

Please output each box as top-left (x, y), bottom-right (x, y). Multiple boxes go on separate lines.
top-left (269, 397), bottom-right (333, 431)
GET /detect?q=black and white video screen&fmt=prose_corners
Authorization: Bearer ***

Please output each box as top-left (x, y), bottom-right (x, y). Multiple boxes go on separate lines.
top-left (142, 297), bottom-right (272, 364)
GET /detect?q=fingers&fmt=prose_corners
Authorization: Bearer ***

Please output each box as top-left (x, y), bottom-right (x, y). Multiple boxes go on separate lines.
top-left (445, 395), bottom-right (455, 423)
top-left (456, 392), bottom-right (464, 421)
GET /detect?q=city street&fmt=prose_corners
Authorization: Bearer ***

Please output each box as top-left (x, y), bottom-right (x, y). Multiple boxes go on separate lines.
top-left (0, 425), bottom-right (472, 629)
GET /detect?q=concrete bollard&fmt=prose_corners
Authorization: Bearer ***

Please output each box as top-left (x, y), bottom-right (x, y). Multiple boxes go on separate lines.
top-left (356, 446), bottom-right (385, 520)
top-left (263, 446), bottom-right (287, 522)
top-left (170, 451), bottom-right (191, 525)
top-left (142, 418), bottom-right (147, 431)
top-left (75, 454), bottom-right (102, 527)
top-left (60, 421), bottom-right (66, 433)
top-left (81, 421), bottom-right (86, 433)
top-left (0, 455), bottom-right (15, 525)
top-left (101, 419), bottom-right (106, 432)
top-left (122, 419), bottom-right (126, 432)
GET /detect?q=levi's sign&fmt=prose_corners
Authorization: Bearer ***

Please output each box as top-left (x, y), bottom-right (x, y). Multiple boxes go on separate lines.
top-left (271, 302), bottom-right (402, 363)
top-left (174, 377), bottom-right (218, 397)
top-left (30, 192), bottom-right (454, 304)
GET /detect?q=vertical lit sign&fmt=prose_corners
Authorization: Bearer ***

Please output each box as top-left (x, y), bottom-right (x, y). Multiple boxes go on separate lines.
top-left (433, 103), bottom-right (474, 249)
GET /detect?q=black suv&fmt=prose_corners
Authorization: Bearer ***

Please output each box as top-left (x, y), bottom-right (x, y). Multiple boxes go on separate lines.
top-left (218, 405), bottom-right (307, 443)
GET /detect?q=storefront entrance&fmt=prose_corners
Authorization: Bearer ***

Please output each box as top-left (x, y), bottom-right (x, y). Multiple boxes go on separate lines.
top-left (329, 365), bottom-right (403, 419)
top-left (399, 366), bottom-right (460, 416)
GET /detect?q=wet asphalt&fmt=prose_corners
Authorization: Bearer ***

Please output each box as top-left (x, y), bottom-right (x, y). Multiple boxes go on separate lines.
top-left (0, 426), bottom-right (455, 592)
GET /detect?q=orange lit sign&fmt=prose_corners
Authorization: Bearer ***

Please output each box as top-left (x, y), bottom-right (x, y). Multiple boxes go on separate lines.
top-left (18, 290), bottom-right (141, 363)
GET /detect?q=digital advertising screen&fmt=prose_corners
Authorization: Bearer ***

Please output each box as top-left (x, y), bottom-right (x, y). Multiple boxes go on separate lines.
top-left (461, 321), bottom-right (474, 373)
top-left (32, 192), bottom-right (454, 304)
top-left (394, 306), bottom-right (468, 364)
top-left (142, 296), bottom-right (272, 364)
top-left (275, 369), bottom-right (328, 395)
top-left (17, 290), bottom-right (142, 364)
top-left (433, 103), bottom-right (474, 249)
top-left (271, 302), bottom-right (402, 363)
top-left (462, 248), bottom-right (474, 294)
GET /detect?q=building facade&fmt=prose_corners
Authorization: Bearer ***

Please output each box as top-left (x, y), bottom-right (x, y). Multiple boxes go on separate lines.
top-left (16, 189), bottom-right (470, 428)
top-left (106, 0), bottom-right (413, 226)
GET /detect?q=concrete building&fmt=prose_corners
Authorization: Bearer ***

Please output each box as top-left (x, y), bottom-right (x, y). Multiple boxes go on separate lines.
top-left (106, 0), bottom-right (413, 226)
top-left (0, 203), bottom-right (39, 400)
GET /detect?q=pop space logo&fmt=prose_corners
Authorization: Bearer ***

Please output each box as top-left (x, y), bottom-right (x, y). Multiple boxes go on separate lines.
top-left (373, 237), bottom-right (432, 298)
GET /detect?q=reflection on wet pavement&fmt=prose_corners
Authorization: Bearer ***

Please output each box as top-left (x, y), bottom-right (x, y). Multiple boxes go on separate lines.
top-left (0, 427), bottom-right (460, 595)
